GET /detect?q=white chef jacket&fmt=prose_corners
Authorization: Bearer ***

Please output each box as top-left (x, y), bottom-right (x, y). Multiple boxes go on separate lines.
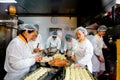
top-left (46, 36), bottom-right (61, 52)
top-left (91, 34), bottom-right (107, 72)
top-left (64, 38), bottom-right (78, 55)
top-left (28, 34), bottom-right (44, 54)
top-left (4, 35), bottom-right (36, 80)
top-left (75, 38), bottom-right (93, 73)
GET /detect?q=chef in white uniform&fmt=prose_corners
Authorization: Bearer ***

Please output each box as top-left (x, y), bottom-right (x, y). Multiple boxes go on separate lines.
top-left (72, 26), bottom-right (93, 73)
top-left (4, 24), bottom-right (42, 80)
top-left (63, 34), bottom-right (77, 58)
top-left (46, 31), bottom-right (61, 55)
top-left (91, 25), bottom-right (108, 77)
top-left (28, 24), bottom-right (44, 55)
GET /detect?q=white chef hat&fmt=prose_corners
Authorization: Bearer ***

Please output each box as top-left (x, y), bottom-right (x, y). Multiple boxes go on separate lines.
top-left (34, 24), bottom-right (39, 30)
top-left (52, 31), bottom-right (57, 35)
top-left (75, 26), bottom-right (88, 35)
top-left (18, 24), bottom-right (36, 31)
top-left (97, 25), bottom-right (107, 31)
top-left (65, 34), bottom-right (72, 41)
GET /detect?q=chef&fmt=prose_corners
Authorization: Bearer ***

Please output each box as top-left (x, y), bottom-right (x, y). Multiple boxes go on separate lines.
top-left (63, 34), bottom-right (77, 58)
top-left (28, 24), bottom-right (44, 55)
top-left (91, 25), bottom-right (109, 77)
top-left (46, 31), bottom-right (61, 55)
top-left (4, 24), bottom-right (42, 80)
top-left (72, 26), bottom-right (93, 73)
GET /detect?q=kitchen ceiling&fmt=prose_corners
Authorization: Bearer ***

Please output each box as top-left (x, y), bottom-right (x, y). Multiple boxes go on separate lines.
top-left (16, 0), bottom-right (77, 14)
top-left (0, 0), bottom-right (115, 18)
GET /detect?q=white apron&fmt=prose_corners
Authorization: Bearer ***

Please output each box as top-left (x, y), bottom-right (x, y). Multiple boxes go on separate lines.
top-left (91, 35), bottom-right (107, 72)
top-left (74, 39), bottom-right (93, 73)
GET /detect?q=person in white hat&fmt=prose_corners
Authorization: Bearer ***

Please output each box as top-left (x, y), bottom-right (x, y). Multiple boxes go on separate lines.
top-left (4, 24), bottom-right (42, 80)
top-left (28, 24), bottom-right (44, 55)
top-left (46, 31), bottom-right (61, 55)
top-left (63, 34), bottom-right (78, 58)
top-left (91, 25), bottom-right (109, 77)
top-left (72, 26), bottom-right (93, 73)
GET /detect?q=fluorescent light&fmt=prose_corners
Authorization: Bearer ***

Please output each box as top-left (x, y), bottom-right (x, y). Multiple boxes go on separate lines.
top-left (0, 0), bottom-right (17, 3)
top-left (116, 0), bottom-right (120, 4)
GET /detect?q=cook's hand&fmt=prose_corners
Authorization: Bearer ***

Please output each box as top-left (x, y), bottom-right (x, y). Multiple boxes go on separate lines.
top-left (39, 49), bottom-right (45, 53)
top-left (71, 55), bottom-right (75, 61)
top-left (75, 64), bottom-right (81, 68)
top-left (98, 56), bottom-right (104, 62)
top-left (47, 48), bottom-right (51, 54)
top-left (35, 55), bottom-right (42, 62)
top-left (33, 48), bottom-right (40, 53)
top-left (63, 52), bottom-right (67, 56)
top-left (54, 49), bottom-right (58, 54)
top-left (67, 53), bottom-right (72, 57)
top-left (106, 47), bottom-right (110, 51)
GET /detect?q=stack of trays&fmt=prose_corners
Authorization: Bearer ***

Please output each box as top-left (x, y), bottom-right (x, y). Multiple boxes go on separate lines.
top-left (64, 67), bottom-right (95, 80)
top-left (23, 67), bottom-right (58, 80)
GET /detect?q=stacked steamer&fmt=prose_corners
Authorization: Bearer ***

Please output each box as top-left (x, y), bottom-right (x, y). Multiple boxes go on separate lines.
top-left (24, 67), bottom-right (51, 80)
top-left (24, 54), bottom-right (69, 80)
top-left (64, 64), bottom-right (95, 80)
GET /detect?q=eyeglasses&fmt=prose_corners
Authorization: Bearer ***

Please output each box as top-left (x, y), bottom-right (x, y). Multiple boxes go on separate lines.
top-left (52, 36), bottom-right (57, 38)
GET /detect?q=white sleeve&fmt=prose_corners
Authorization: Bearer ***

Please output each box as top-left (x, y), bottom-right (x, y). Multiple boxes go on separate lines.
top-left (46, 37), bottom-right (51, 49)
top-left (72, 39), bottom-right (78, 55)
top-left (11, 57), bottom-right (35, 70)
top-left (72, 39), bottom-right (78, 51)
top-left (78, 41), bottom-right (93, 66)
top-left (91, 37), bottom-right (100, 55)
top-left (57, 37), bottom-right (61, 49)
top-left (38, 34), bottom-right (44, 49)
top-left (64, 41), bottom-right (67, 52)
top-left (9, 44), bottom-right (35, 70)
